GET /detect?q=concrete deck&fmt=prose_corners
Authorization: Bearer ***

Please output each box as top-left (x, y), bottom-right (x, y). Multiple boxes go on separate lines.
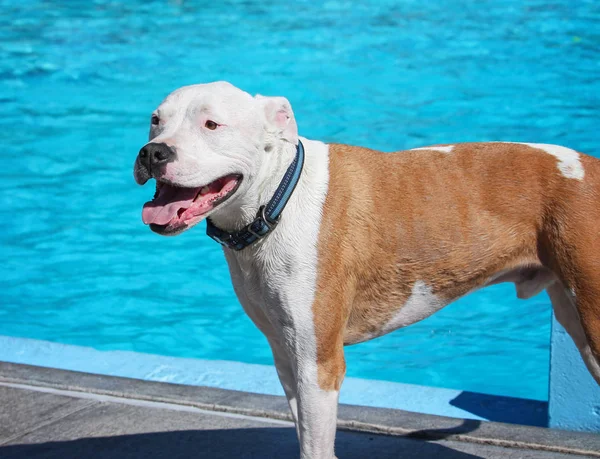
top-left (0, 362), bottom-right (598, 458)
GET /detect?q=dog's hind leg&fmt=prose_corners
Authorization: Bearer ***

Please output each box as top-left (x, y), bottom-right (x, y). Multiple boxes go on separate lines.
top-left (547, 282), bottom-right (600, 384)
top-left (541, 168), bottom-right (600, 385)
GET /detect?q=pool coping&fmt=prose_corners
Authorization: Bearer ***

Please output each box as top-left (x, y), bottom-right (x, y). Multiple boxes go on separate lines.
top-left (0, 335), bottom-right (548, 426)
top-left (0, 361), bottom-right (598, 457)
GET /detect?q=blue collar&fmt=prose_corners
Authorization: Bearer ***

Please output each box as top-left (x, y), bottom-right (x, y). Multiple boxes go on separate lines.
top-left (206, 140), bottom-right (305, 251)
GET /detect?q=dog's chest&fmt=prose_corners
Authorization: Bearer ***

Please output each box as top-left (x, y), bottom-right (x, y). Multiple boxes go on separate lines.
top-left (223, 228), bottom-right (322, 348)
top-left (224, 139), bottom-right (331, 341)
top-left (224, 249), bottom-right (287, 334)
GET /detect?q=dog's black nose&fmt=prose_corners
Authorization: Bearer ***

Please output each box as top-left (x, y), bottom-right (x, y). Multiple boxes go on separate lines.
top-left (134, 143), bottom-right (176, 185)
top-left (138, 143), bottom-right (176, 168)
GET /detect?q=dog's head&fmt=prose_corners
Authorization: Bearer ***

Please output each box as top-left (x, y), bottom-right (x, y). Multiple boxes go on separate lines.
top-left (134, 81), bottom-right (297, 236)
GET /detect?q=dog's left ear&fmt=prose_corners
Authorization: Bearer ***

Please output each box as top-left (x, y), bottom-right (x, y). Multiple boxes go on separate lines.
top-left (255, 95), bottom-right (298, 145)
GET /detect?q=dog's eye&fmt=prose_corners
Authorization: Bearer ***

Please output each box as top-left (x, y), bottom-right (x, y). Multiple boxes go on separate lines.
top-left (151, 115), bottom-right (160, 126)
top-left (205, 120), bottom-right (218, 130)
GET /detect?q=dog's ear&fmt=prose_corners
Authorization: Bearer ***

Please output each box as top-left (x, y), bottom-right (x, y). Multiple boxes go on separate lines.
top-left (255, 95), bottom-right (298, 145)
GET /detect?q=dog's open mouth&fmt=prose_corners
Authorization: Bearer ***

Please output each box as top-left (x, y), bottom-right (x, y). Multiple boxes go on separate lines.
top-left (142, 174), bottom-right (242, 235)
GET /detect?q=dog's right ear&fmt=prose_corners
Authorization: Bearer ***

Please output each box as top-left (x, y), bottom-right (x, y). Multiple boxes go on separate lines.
top-left (255, 94), bottom-right (298, 145)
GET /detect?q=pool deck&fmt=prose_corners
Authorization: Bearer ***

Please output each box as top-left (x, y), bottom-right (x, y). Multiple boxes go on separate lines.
top-left (0, 362), bottom-right (598, 459)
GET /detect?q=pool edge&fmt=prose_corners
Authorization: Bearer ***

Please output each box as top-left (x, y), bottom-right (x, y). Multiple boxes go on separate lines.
top-left (0, 361), bottom-right (598, 457)
top-left (0, 335), bottom-right (547, 426)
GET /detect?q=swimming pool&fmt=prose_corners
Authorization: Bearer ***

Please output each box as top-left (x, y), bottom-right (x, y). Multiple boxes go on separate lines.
top-left (1, 0), bottom-right (598, 402)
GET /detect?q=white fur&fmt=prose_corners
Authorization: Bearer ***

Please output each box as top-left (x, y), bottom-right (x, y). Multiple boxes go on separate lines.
top-left (222, 138), bottom-right (338, 459)
top-left (411, 145), bottom-right (454, 153)
top-left (147, 82), bottom-right (262, 189)
top-left (500, 142), bottom-right (584, 180)
top-left (370, 271), bottom-right (553, 342)
top-left (374, 281), bottom-right (446, 339)
top-left (525, 143), bottom-right (585, 180)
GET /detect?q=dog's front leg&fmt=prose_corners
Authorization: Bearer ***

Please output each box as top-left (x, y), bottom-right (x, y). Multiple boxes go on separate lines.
top-left (274, 332), bottom-right (345, 459)
top-left (296, 374), bottom-right (341, 459)
top-left (268, 338), bottom-right (299, 431)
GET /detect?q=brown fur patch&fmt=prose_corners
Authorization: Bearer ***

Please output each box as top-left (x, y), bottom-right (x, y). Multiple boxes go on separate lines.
top-left (312, 142), bottom-right (600, 390)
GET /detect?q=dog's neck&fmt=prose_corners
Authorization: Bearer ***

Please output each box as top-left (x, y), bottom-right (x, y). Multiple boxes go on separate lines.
top-left (208, 140), bottom-right (298, 232)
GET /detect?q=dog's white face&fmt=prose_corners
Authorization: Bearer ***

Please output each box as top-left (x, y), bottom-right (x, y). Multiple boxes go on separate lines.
top-left (134, 81), bottom-right (297, 236)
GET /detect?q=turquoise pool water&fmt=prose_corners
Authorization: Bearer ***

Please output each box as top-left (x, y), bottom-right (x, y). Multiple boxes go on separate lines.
top-left (1, 0), bottom-right (598, 401)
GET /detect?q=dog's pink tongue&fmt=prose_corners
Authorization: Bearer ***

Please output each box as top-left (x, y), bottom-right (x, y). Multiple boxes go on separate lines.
top-left (142, 184), bottom-right (198, 225)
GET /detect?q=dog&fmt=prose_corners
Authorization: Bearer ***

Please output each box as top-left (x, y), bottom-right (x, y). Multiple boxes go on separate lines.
top-left (134, 81), bottom-right (600, 459)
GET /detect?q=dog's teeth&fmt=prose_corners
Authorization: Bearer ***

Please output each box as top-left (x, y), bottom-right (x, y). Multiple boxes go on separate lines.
top-left (200, 186), bottom-right (210, 195)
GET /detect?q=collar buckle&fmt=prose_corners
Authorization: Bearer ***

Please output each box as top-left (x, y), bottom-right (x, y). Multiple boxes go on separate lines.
top-left (247, 206), bottom-right (280, 240)
top-left (248, 206), bottom-right (281, 239)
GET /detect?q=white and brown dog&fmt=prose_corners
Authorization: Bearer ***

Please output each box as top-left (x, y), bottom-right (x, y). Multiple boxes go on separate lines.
top-left (134, 81), bottom-right (600, 459)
